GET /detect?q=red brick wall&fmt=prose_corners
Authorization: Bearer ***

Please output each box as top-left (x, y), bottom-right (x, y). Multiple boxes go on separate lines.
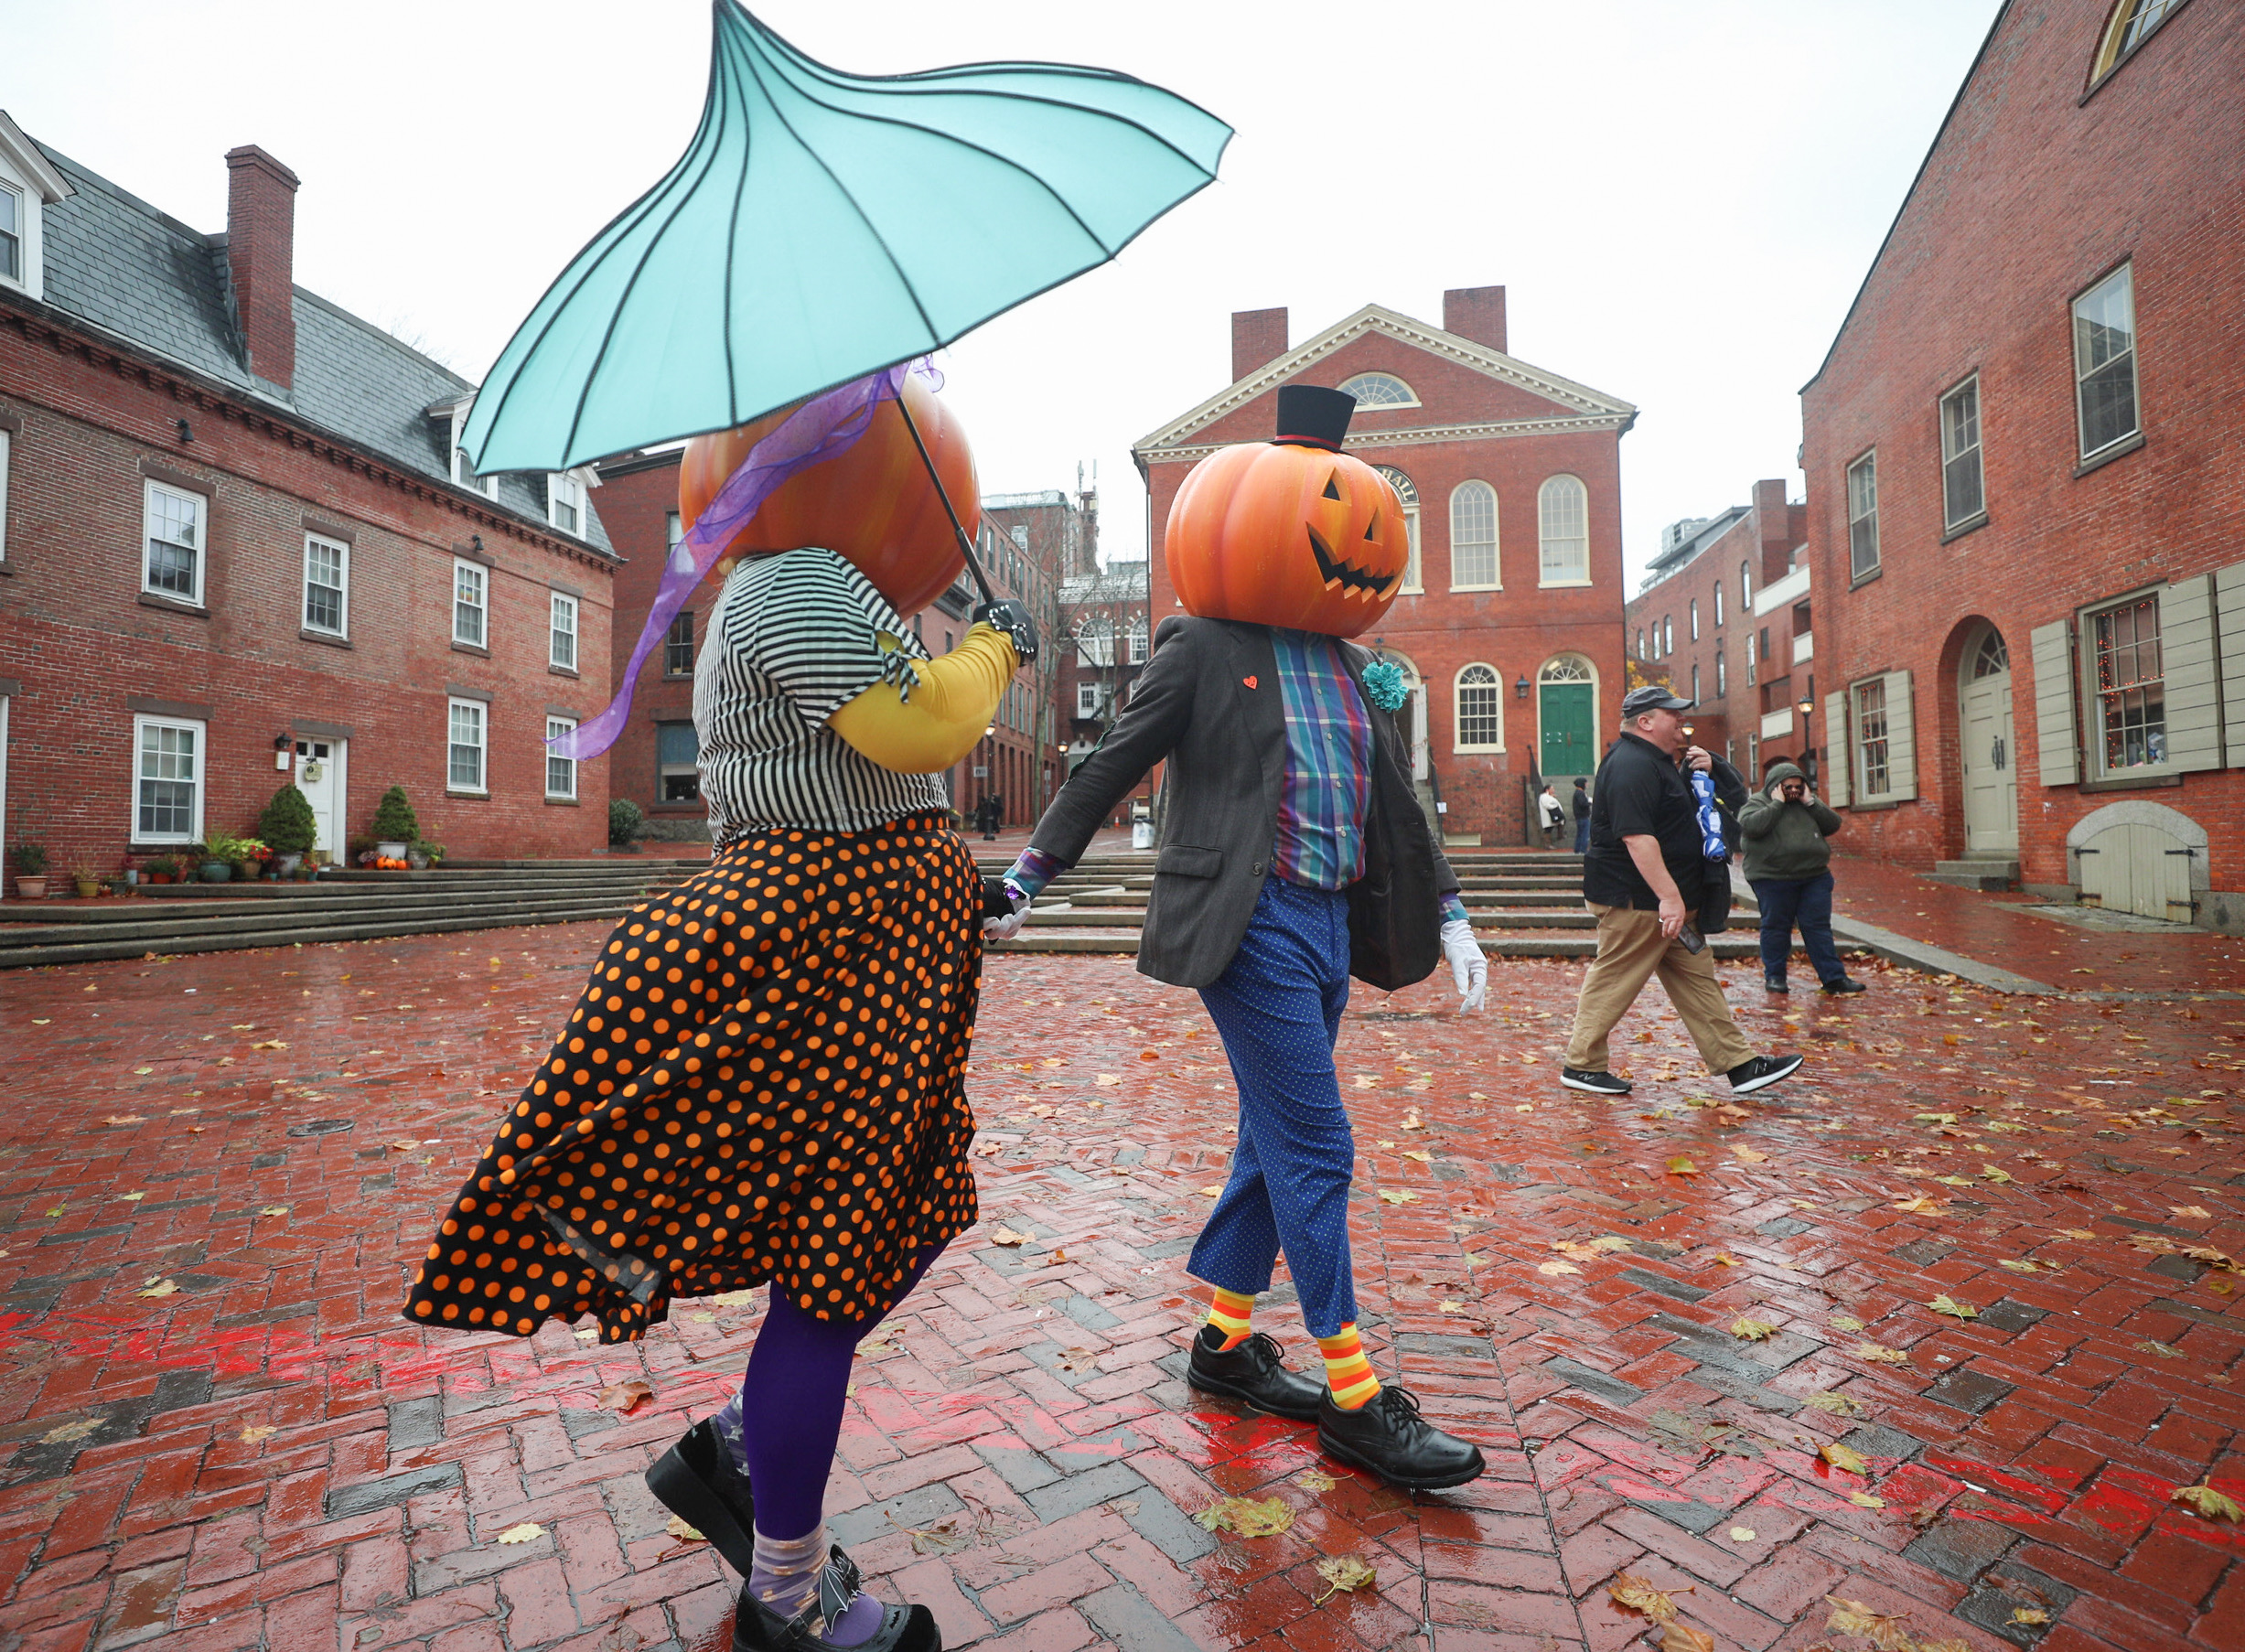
top-left (1800, 0), bottom-right (2245, 889)
top-left (1144, 327), bottom-right (1628, 844)
top-left (0, 315), bottom-right (613, 875)
top-left (595, 453), bottom-right (710, 834)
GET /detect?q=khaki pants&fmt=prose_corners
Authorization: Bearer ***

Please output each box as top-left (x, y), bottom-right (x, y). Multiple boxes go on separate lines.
top-left (1563, 903), bottom-right (1753, 1076)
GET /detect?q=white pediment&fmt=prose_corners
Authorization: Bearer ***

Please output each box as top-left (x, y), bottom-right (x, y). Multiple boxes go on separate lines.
top-left (0, 112), bottom-right (73, 206)
top-left (1134, 304), bottom-right (1636, 456)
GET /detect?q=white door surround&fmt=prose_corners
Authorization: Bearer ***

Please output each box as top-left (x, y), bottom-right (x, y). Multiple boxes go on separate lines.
top-left (1959, 625), bottom-right (2018, 855)
top-left (293, 735), bottom-right (348, 858)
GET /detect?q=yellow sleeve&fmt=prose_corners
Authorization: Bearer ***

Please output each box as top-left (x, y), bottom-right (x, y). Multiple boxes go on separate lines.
top-left (826, 623), bottom-right (1019, 774)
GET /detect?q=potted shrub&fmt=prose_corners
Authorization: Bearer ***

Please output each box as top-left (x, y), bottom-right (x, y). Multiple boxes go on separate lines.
top-left (369, 786), bottom-right (420, 862)
top-left (257, 782), bottom-right (317, 876)
top-left (71, 861), bottom-right (100, 899)
top-left (609, 797), bottom-right (645, 852)
top-left (199, 833), bottom-right (244, 883)
top-left (10, 843), bottom-right (48, 900)
top-left (143, 855), bottom-right (180, 886)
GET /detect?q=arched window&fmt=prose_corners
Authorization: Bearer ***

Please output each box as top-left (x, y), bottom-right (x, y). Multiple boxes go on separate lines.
top-left (1692, 664), bottom-right (1701, 703)
top-left (1714, 582), bottom-right (1724, 627)
top-left (1664, 617), bottom-right (1673, 656)
top-left (1455, 663), bottom-right (1503, 751)
top-left (1636, 627), bottom-right (1646, 660)
top-left (1716, 649), bottom-right (1727, 696)
top-left (2090, 0), bottom-right (2183, 85)
top-left (1448, 481), bottom-right (1499, 589)
top-left (1538, 475), bottom-right (1589, 585)
top-left (1337, 372), bottom-right (1418, 408)
top-left (1372, 466), bottom-right (1421, 594)
top-left (1690, 598), bottom-right (1700, 640)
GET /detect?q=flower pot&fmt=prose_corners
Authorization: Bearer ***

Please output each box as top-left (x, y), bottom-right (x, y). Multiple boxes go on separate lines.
top-left (124, 869), bottom-right (140, 886)
top-left (14, 877), bottom-right (47, 900)
top-left (376, 840), bottom-right (409, 862)
top-left (149, 874), bottom-right (173, 885)
top-left (276, 853), bottom-right (303, 875)
top-left (73, 878), bottom-right (99, 898)
top-left (199, 861), bottom-right (232, 884)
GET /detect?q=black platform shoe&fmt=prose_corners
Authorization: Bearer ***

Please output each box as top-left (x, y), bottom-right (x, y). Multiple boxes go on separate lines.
top-left (731, 1547), bottom-right (940, 1652)
top-left (1317, 1384), bottom-right (1487, 1492)
top-left (647, 1418), bottom-right (756, 1575)
top-left (1187, 1328), bottom-right (1325, 1421)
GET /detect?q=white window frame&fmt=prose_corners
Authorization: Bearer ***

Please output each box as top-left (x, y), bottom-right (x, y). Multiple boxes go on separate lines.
top-left (1716, 649), bottom-right (1727, 696)
top-left (0, 426), bottom-right (9, 563)
top-left (2073, 263), bottom-right (2140, 461)
top-left (1939, 374), bottom-right (1985, 530)
top-left (549, 591), bottom-right (579, 671)
top-left (2083, 589), bottom-right (2166, 776)
top-left (1125, 616), bottom-right (1148, 664)
top-left (1853, 678), bottom-right (1891, 799)
top-left (1846, 451), bottom-right (1880, 582)
top-left (1454, 662), bottom-right (1505, 753)
top-left (1373, 467), bottom-right (1422, 595)
top-left (1077, 681), bottom-right (1104, 718)
top-left (142, 479), bottom-right (207, 606)
top-left (1690, 599), bottom-right (1700, 641)
top-left (1335, 372), bottom-right (1419, 409)
top-left (1074, 618), bottom-right (1115, 668)
top-left (452, 558), bottom-right (488, 648)
top-left (0, 179), bottom-right (22, 292)
top-left (449, 408), bottom-right (499, 499)
top-left (545, 715), bottom-right (578, 800)
top-left (1447, 480), bottom-right (1500, 591)
top-left (447, 698), bottom-right (488, 794)
top-left (547, 471), bottom-right (586, 536)
top-left (1714, 583), bottom-right (1724, 627)
top-left (1536, 475), bottom-right (1590, 586)
top-left (131, 714), bottom-right (205, 844)
top-left (1740, 563), bottom-right (1752, 611)
top-left (302, 532), bottom-right (349, 638)
top-left (1663, 617), bottom-right (1673, 657)
top-left (665, 609), bottom-right (695, 677)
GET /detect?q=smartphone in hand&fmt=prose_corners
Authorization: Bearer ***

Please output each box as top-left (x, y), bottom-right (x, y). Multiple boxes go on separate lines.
top-left (1678, 925), bottom-right (1706, 955)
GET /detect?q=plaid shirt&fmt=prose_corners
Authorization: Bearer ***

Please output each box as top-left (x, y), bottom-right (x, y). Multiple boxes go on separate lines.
top-left (1271, 629), bottom-right (1373, 890)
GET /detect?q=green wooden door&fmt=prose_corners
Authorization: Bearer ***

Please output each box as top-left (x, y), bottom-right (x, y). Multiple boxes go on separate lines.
top-left (1540, 682), bottom-right (1595, 778)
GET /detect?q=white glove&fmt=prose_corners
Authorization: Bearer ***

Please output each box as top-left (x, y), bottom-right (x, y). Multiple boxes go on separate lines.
top-left (1441, 917), bottom-right (1487, 1013)
top-left (982, 880), bottom-right (1031, 942)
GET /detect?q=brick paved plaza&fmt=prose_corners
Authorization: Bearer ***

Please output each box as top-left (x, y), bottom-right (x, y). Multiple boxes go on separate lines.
top-left (2, 925), bottom-right (2241, 1652)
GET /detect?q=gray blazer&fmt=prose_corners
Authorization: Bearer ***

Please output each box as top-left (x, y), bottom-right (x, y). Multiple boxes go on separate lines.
top-left (1027, 616), bottom-right (1459, 991)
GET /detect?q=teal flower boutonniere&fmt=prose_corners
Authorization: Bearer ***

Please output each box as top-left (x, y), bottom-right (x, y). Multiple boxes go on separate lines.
top-left (1361, 659), bottom-right (1408, 713)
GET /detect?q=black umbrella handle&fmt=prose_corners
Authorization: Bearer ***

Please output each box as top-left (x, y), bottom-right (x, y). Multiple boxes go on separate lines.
top-left (895, 392), bottom-right (998, 608)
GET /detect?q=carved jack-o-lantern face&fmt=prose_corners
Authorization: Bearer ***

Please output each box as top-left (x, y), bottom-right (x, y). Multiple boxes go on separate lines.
top-left (1165, 440), bottom-right (1410, 637)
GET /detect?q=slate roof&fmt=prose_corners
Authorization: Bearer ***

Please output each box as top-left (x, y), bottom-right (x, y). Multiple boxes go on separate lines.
top-left (26, 138), bottom-right (612, 556)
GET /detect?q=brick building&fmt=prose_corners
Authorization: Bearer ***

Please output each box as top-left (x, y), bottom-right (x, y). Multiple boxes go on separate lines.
top-left (1133, 288), bottom-right (1634, 844)
top-left (0, 118), bottom-right (616, 885)
top-left (1627, 480), bottom-right (1810, 781)
top-left (594, 456), bottom-right (1063, 835)
top-left (1799, 0), bottom-right (2245, 928)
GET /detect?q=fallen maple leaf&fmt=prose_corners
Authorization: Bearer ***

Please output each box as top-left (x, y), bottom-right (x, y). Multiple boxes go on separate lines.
top-left (1295, 1468), bottom-right (1337, 1491)
top-left (1608, 1572), bottom-right (1682, 1625)
top-left (1733, 1145), bottom-right (1770, 1164)
top-left (1666, 1155), bottom-right (1700, 1176)
top-left (251, 1039), bottom-right (287, 1050)
top-left (665, 1515), bottom-right (705, 1542)
top-left (494, 1522), bottom-right (544, 1544)
top-left (1402, 1149), bottom-right (1433, 1163)
top-left (1192, 1496), bottom-right (1294, 1538)
top-left (1539, 1260), bottom-right (1581, 1275)
top-left (41, 1418), bottom-right (102, 1444)
top-left (1730, 1317), bottom-right (1778, 1342)
top-left (2172, 1483), bottom-right (2243, 1521)
top-left (1312, 1554), bottom-right (1378, 1602)
top-left (259, 1206), bottom-right (291, 1217)
top-left (1820, 1442), bottom-right (1871, 1475)
top-left (1713, 1251), bottom-right (1738, 1266)
top-left (1997, 1259), bottom-right (2041, 1273)
top-left (1377, 1189), bottom-right (1419, 1204)
top-left (1094, 1073), bottom-right (1120, 1086)
top-left (1806, 1391), bottom-right (1866, 1416)
top-left (1891, 1196), bottom-right (1945, 1215)
top-left (596, 1380), bottom-right (653, 1414)
top-left (2010, 1606), bottom-right (2050, 1625)
top-left (1830, 1313), bottom-right (1866, 1332)
top-left (104, 1115), bottom-right (146, 1126)
top-left (1198, 1185), bottom-right (1222, 1196)
top-left (1849, 1491), bottom-right (1887, 1508)
top-left (989, 1226), bottom-right (1033, 1247)
top-left (1928, 1294), bottom-right (1977, 1320)
top-left (1826, 1596), bottom-right (1910, 1645)
top-left (2173, 1205), bottom-right (2213, 1219)
top-left (1728, 1526), bottom-right (1756, 1542)
top-left (136, 1279), bottom-right (179, 1299)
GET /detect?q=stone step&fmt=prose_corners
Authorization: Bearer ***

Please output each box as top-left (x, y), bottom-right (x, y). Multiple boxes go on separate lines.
top-left (6, 870), bottom-right (691, 925)
top-left (989, 930), bottom-right (1762, 959)
top-left (0, 886), bottom-right (662, 950)
top-left (1927, 859), bottom-right (2018, 892)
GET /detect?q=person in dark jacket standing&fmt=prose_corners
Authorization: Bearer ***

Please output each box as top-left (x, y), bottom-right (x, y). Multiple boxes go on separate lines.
top-left (1739, 760), bottom-right (1864, 994)
top-left (1570, 777), bottom-right (1591, 853)
top-left (1560, 686), bottom-right (1801, 1097)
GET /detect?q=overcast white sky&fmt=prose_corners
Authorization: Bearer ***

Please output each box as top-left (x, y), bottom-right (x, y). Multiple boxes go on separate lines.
top-left (5, 0), bottom-right (2001, 585)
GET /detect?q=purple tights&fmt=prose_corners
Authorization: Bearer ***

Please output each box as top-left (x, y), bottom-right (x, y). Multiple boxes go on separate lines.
top-left (714, 1243), bottom-right (943, 1540)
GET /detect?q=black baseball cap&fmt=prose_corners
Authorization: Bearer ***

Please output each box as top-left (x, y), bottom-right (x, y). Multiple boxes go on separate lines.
top-left (1620, 685), bottom-right (1694, 717)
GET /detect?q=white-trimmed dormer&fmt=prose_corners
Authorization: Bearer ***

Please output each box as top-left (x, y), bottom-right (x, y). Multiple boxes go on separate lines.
top-left (0, 110), bottom-right (75, 304)
top-left (426, 392), bottom-right (500, 499)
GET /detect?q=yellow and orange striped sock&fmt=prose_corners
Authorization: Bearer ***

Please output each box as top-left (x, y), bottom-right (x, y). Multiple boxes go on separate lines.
top-left (1318, 1324), bottom-right (1380, 1411)
top-left (1203, 1288), bottom-right (1255, 1351)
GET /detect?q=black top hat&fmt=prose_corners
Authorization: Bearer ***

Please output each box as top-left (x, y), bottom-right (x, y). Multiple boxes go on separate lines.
top-left (1273, 384), bottom-right (1357, 452)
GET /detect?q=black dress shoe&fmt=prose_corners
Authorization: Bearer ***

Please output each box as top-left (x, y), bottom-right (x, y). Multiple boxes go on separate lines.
top-left (1317, 1385), bottom-right (1486, 1491)
top-left (1763, 977), bottom-right (1789, 993)
top-left (647, 1418), bottom-right (755, 1575)
top-left (732, 1549), bottom-right (940, 1652)
top-left (1187, 1329), bottom-right (1324, 1421)
top-left (1821, 977), bottom-right (1868, 994)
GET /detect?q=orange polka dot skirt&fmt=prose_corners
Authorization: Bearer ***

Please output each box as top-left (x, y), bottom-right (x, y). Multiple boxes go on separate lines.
top-left (403, 813), bottom-right (982, 1344)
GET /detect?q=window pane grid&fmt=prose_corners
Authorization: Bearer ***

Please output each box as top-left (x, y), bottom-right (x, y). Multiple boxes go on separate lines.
top-left (1450, 482), bottom-right (1498, 586)
top-left (1847, 456), bottom-right (1879, 579)
top-left (1855, 681), bottom-right (1890, 796)
top-left (1940, 381), bottom-right (1984, 527)
top-left (2074, 267), bottom-right (2138, 457)
top-left (2093, 595), bottom-right (2164, 769)
top-left (666, 611), bottom-right (695, 675)
top-left (550, 594), bottom-right (577, 670)
top-left (546, 717), bottom-right (577, 799)
top-left (448, 702), bottom-right (485, 790)
top-left (1538, 477), bottom-right (1588, 583)
top-left (658, 720), bottom-right (701, 802)
top-left (1456, 665), bottom-right (1501, 747)
top-left (136, 723), bottom-right (199, 838)
top-left (305, 538), bottom-right (345, 632)
top-left (454, 563), bottom-right (486, 646)
top-left (145, 486), bottom-right (201, 597)
top-left (0, 183), bottom-right (20, 282)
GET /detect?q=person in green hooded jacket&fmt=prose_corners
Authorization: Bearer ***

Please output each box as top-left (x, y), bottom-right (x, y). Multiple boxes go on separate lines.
top-left (1738, 760), bottom-right (1865, 995)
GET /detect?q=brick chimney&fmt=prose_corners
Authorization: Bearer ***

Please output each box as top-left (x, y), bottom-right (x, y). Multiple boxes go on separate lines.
top-left (1230, 307), bottom-right (1287, 383)
top-left (1752, 477), bottom-right (1795, 582)
top-left (225, 145), bottom-right (300, 389)
top-left (1443, 285), bottom-right (1507, 354)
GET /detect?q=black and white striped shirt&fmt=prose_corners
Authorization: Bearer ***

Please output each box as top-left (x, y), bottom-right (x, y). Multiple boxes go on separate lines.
top-left (694, 548), bottom-right (950, 841)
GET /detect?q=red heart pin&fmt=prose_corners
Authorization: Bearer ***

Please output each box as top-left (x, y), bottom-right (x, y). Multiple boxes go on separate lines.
top-left (1242, 675), bottom-right (1258, 690)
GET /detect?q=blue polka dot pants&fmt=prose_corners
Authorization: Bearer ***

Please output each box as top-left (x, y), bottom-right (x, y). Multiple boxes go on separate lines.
top-left (1187, 877), bottom-right (1358, 1339)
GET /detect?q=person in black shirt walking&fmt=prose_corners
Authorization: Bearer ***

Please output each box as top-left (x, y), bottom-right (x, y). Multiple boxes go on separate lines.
top-left (1570, 777), bottom-right (1591, 854)
top-left (1559, 686), bottom-right (1801, 1097)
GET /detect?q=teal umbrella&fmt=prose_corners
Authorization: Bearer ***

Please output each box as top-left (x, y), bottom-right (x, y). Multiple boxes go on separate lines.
top-left (463, 0), bottom-right (1231, 475)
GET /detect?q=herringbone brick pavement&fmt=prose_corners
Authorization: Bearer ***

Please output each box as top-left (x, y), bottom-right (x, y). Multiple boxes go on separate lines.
top-left (0, 926), bottom-right (2239, 1651)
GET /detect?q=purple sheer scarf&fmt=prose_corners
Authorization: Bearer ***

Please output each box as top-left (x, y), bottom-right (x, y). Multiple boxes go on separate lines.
top-left (550, 360), bottom-right (935, 762)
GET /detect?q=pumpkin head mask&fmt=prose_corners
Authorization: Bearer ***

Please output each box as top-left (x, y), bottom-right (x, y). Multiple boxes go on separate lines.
top-left (678, 368), bottom-right (975, 617)
top-left (1165, 384), bottom-right (1409, 638)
